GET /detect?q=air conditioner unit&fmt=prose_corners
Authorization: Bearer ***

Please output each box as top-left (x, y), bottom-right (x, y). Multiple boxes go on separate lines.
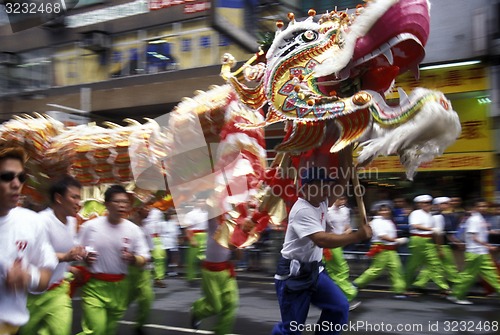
top-left (0, 52), bottom-right (20, 66)
top-left (81, 31), bottom-right (111, 52)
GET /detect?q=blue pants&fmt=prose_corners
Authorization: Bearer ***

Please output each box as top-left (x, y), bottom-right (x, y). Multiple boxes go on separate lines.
top-left (272, 271), bottom-right (349, 335)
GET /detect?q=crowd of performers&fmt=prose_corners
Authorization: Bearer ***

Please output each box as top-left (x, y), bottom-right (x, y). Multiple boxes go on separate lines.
top-left (325, 194), bottom-right (500, 309)
top-left (1, 147), bottom-right (499, 335)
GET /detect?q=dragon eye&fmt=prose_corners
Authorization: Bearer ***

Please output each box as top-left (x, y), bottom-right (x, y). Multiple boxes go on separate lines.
top-left (301, 30), bottom-right (318, 43)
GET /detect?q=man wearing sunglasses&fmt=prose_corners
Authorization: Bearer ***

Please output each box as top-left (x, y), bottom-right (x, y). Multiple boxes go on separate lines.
top-left (19, 175), bottom-right (86, 335)
top-left (0, 146), bottom-right (58, 335)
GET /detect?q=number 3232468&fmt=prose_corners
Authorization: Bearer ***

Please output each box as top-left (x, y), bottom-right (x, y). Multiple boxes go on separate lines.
top-left (4, 1), bottom-right (64, 15)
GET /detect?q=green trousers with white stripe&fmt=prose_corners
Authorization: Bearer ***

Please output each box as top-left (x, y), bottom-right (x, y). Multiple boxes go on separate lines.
top-left (453, 252), bottom-right (500, 300)
top-left (128, 265), bottom-right (154, 329)
top-left (186, 232), bottom-right (207, 281)
top-left (78, 277), bottom-right (130, 335)
top-left (413, 244), bottom-right (459, 287)
top-left (192, 268), bottom-right (239, 335)
top-left (323, 247), bottom-right (358, 302)
top-left (354, 249), bottom-right (406, 294)
top-left (20, 281), bottom-right (72, 335)
top-left (405, 236), bottom-right (449, 291)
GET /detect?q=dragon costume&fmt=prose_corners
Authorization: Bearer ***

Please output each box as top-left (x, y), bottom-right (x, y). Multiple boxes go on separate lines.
top-left (0, 0), bottom-right (461, 247)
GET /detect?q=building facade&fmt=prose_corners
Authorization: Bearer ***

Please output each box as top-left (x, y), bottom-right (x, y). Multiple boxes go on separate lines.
top-left (1, 0), bottom-right (499, 202)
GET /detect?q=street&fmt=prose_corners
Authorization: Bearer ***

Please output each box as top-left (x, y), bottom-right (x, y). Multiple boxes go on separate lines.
top-left (71, 276), bottom-right (499, 335)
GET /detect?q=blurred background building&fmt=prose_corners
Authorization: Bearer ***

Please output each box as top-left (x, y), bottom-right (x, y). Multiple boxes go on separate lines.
top-left (0, 0), bottom-right (499, 204)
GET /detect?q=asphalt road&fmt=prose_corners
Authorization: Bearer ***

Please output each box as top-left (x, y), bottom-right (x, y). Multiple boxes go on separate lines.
top-left (70, 276), bottom-right (499, 335)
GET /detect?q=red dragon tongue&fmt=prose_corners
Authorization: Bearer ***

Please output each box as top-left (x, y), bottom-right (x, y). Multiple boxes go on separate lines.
top-left (353, 0), bottom-right (430, 73)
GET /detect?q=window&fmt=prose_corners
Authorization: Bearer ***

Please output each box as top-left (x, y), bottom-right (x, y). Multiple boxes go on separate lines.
top-left (17, 49), bottom-right (51, 91)
top-left (199, 36), bottom-right (211, 49)
top-left (146, 40), bottom-right (178, 73)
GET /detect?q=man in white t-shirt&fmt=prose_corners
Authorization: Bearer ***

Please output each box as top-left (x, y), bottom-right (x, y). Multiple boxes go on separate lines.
top-left (77, 185), bottom-right (150, 335)
top-left (144, 207), bottom-right (167, 287)
top-left (448, 199), bottom-right (500, 304)
top-left (354, 205), bottom-right (408, 297)
top-left (184, 199), bottom-right (209, 282)
top-left (273, 167), bottom-right (371, 335)
top-left (405, 194), bottom-right (449, 294)
top-left (0, 147), bottom-right (58, 335)
top-left (163, 210), bottom-right (181, 277)
top-left (19, 175), bottom-right (86, 335)
top-left (323, 195), bottom-right (359, 309)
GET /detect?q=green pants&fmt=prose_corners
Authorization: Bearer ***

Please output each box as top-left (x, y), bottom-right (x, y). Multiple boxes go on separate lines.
top-left (78, 277), bottom-right (130, 335)
top-left (453, 252), bottom-right (500, 300)
top-left (323, 247), bottom-right (357, 301)
top-left (405, 236), bottom-right (449, 291)
top-left (414, 245), bottom-right (459, 286)
top-left (19, 282), bottom-right (72, 335)
top-left (186, 232), bottom-right (207, 281)
top-left (354, 249), bottom-right (406, 294)
top-left (128, 266), bottom-right (154, 328)
top-left (192, 268), bottom-right (239, 335)
top-left (151, 237), bottom-right (166, 280)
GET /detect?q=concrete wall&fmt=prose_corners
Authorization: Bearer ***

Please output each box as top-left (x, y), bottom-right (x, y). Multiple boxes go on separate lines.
top-left (423, 0), bottom-right (495, 63)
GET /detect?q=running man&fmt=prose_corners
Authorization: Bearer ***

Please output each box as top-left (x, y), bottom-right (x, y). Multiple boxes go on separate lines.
top-left (19, 175), bottom-right (86, 335)
top-left (77, 185), bottom-right (150, 335)
top-left (0, 146), bottom-right (58, 335)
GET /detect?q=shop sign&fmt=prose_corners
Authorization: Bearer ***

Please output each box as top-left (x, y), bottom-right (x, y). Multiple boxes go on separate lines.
top-left (361, 152), bottom-right (494, 173)
top-left (386, 65), bottom-right (488, 98)
top-left (149, 0), bottom-right (210, 12)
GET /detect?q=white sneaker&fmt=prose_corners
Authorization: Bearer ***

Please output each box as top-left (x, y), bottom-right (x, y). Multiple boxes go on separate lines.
top-left (349, 300), bottom-right (362, 311)
top-left (455, 299), bottom-right (473, 305)
top-left (447, 296), bottom-right (473, 305)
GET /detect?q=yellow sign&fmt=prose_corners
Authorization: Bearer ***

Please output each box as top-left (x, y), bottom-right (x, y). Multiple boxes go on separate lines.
top-left (445, 96), bottom-right (492, 152)
top-left (387, 65), bottom-right (488, 98)
top-left (362, 152), bottom-right (494, 172)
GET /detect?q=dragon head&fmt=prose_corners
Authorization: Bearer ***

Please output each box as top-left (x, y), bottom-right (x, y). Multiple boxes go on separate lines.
top-left (262, 0), bottom-right (430, 121)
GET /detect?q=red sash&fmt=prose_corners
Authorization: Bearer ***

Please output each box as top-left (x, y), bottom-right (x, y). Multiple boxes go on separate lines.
top-left (48, 280), bottom-right (63, 291)
top-left (323, 248), bottom-right (333, 261)
top-left (366, 244), bottom-right (397, 257)
top-left (92, 273), bottom-right (126, 282)
top-left (202, 260), bottom-right (236, 278)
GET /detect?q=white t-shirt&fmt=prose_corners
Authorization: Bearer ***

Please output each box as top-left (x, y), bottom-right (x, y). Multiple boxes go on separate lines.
top-left (327, 205), bottom-right (351, 235)
top-left (184, 208), bottom-right (209, 231)
top-left (144, 208), bottom-right (167, 248)
top-left (281, 198), bottom-right (328, 263)
top-left (162, 219), bottom-right (181, 250)
top-left (78, 216), bottom-right (150, 274)
top-left (33, 208), bottom-right (79, 291)
top-left (433, 214), bottom-right (445, 232)
top-left (409, 209), bottom-right (435, 235)
top-left (370, 216), bottom-right (397, 245)
top-left (141, 225), bottom-right (154, 251)
top-left (465, 212), bottom-right (489, 255)
top-left (0, 207), bottom-right (58, 326)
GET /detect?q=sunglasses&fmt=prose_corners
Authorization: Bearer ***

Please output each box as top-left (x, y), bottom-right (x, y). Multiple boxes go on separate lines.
top-left (0, 171), bottom-right (28, 183)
